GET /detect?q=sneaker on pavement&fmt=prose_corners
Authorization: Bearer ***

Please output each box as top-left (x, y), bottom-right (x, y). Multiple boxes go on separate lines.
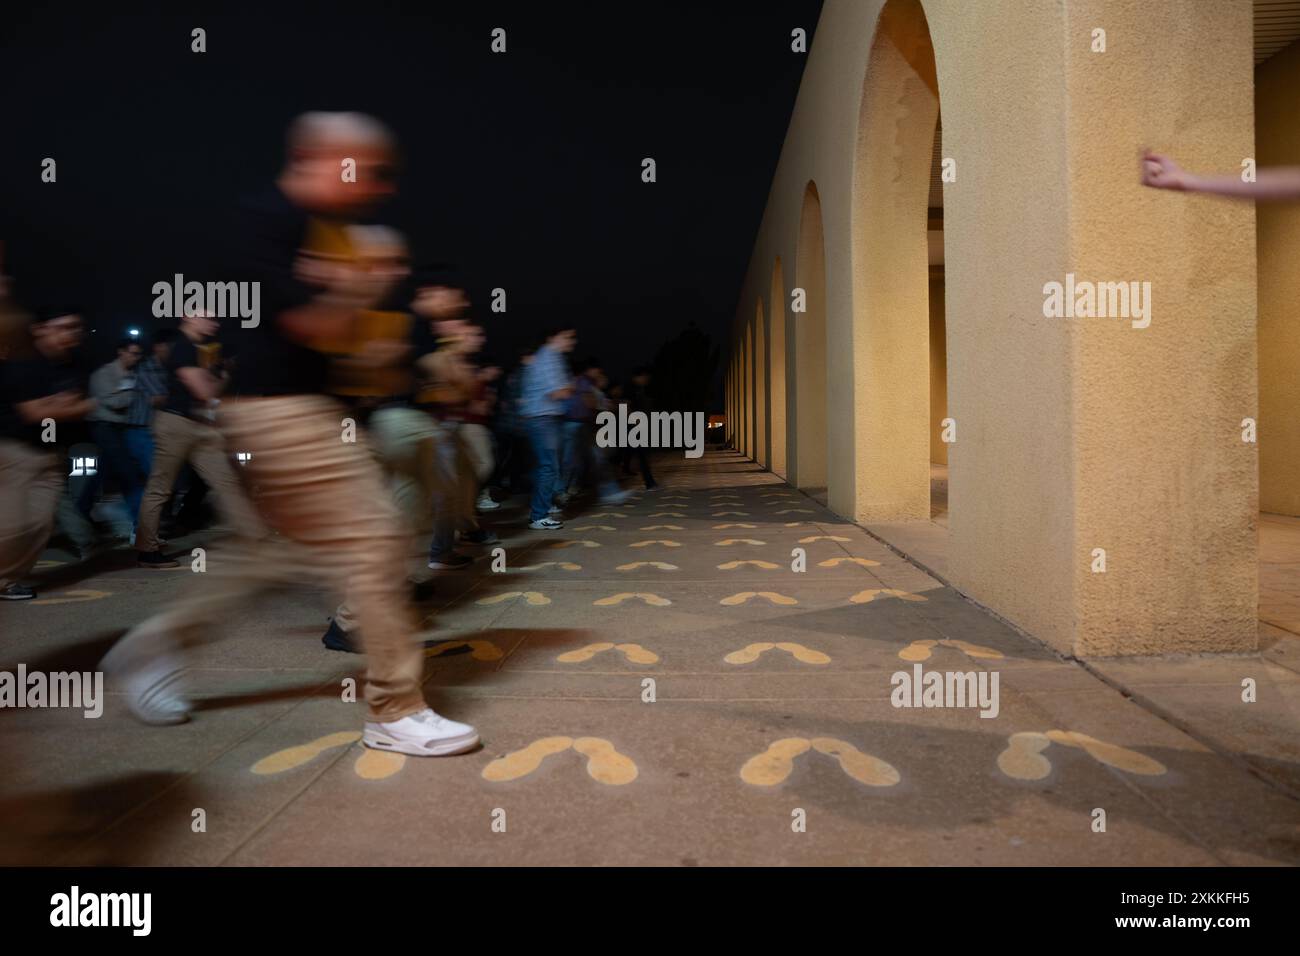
top-left (547, 504), bottom-right (563, 515)
top-left (322, 618), bottom-right (358, 653)
top-left (101, 634), bottom-right (191, 726)
top-left (428, 552), bottom-right (474, 570)
top-left (529, 517), bottom-right (564, 530)
top-left (138, 550), bottom-right (179, 569)
top-left (363, 707), bottom-right (479, 756)
top-left (475, 492), bottom-right (500, 512)
top-left (0, 584), bottom-right (36, 601)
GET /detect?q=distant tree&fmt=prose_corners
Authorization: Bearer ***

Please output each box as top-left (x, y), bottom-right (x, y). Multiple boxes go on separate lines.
top-left (650, 321), bottom-right (719, 412)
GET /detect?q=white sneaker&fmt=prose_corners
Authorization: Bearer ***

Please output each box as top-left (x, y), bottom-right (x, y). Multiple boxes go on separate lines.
top-left (363, 708), bottom-right (479, 756)
top-left (476, 492), bottom-right (500, 512)
top-left (547, 504), bottom-right (564, 515)
top-left (101, 631), bottom-right (191, 726)
top-left (529, 517), bottom-right (564, 530)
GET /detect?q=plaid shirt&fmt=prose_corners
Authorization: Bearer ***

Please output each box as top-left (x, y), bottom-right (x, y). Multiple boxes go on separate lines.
top-left (129, 356), bottom-right (168, 426)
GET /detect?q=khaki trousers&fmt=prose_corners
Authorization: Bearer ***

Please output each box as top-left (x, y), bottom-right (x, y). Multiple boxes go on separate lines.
top-left (0, 439), bottom-right (62, 590)
top-left (111, 395), bottom-right (426, 722)
top-left (334, 405), bottom-right (451, 634)
top-left (135, 410), bottom-right (266, 553)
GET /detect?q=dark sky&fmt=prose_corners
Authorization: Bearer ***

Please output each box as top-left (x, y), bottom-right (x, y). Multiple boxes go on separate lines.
top-left (0, 1), bottom-right (822, 395)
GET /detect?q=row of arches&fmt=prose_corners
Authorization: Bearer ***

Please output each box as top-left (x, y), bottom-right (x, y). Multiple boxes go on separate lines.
top-left (724, 0), bottom-right (1276, 658)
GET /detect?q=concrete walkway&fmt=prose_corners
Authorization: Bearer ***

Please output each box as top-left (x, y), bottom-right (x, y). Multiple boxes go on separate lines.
top-left (1, 448), bottom-right (1297, 866)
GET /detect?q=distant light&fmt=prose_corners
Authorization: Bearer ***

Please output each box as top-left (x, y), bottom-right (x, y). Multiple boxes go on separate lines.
top-left (127, 327), bottom-right (141, 338)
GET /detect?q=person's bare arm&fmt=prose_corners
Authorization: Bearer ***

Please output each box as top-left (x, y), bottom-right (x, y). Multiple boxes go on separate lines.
top-left (15, 391), bottom-right (94, 424)
top-left (1142, 151), bottom-right (1300, 201)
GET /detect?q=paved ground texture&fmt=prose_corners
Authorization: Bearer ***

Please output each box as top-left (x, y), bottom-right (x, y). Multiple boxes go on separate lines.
top-left (1, 449), bottom-right (1298, 866)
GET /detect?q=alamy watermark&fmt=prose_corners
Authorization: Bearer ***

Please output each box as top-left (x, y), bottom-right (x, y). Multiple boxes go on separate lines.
top-left (891, 663), bottom-right (999, 718)
top-left (0, 665), bottom-right (103, 718)
top-left (1042, 273), bottom-right (1151, 329)
top-left (595, 404), bottom-right (706, 459)
top-left (152, 273), bottom-right (260, 327)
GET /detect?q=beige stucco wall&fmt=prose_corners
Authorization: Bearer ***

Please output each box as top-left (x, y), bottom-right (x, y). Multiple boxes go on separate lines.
top-left (1257, 39), bottom-right (1300, 516)
top-left (731, 0), bottom-right (1259, 656)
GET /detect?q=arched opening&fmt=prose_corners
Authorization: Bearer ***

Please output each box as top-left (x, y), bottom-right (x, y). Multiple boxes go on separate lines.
top-left (740, 320), bottom-right (751, 458)
top-left (848, 0), bottom-right (947, 566)
top-left (1257, 34), bottom-right (1300, 638)
top-left (754, 298), bottom-right (768, 467)
top-left (769, 257), bottom-right (788, 478)
top-left (794, 181), bottom-right (829, 496)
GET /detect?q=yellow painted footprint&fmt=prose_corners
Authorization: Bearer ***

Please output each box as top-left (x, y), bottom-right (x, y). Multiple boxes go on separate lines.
top-left (997, 732), bottom-right (1053, 781)
top-left (252, 731), bottom-right (361, 775)
top-left (715, 538), bottom-right (766, 546)
top-left (897, 638), bottom-right (1002, 662)
top-left (558, 642), bottom-right (659, 664)
top-left (482, 736), bottom-right (574, 782)
top-left (572, 525), bottom-right (615, 531)
top-left (476, 590), bottom-right (552, 605)
top-left (593, 592), bottom-right (672, 606)
top-left (811, 737), bottom-right (901, 787)
top-left (720, 591), bottom-right (799, 606)
top-left (648, 512), bottom-right (686, 518)
top-left (425, 639), bottom-right (504, 661)
top-left (818, 556), bottom-right (882, 568)
top-left (740, 738), bottom-right (811, 786)
top-left (29, 589), bottom-right (111, 606)
top-left (997, 730), bottom-right (1167, 780)
top-left (587, 512), bottom-right (627, 518)
top-left (516, 561), bottom-right (582, 571)
top-left (641, 524), bottom-right (684, 531)
top-left (354, 749), bottom-right (407, 780)
top-left (849, 588), bottom-right (927, 604)
top-left (629, 539), bottom-right (682, 548)
top-left (714, 523), bottom-right (757, 529)
top-left (548, 539), bottom-right (602, 549)
top-left (724, 642), bottom-right (831, 665)
top-left (616, 561), bottom-right (679, 571)
top-left (798, 535), bottom-right (851, 544)
top-left (1045, 730), bottom-right (1167, 776)
top-left (713, 511), bottom-right (750, 516)
top-left (774, 509), bottom-right (813, 514)
top-left (718, 559), bottom-right (780, 570)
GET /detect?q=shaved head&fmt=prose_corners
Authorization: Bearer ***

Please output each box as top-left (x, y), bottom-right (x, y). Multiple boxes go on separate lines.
top-left (286, 111), bottom-right (395, 156)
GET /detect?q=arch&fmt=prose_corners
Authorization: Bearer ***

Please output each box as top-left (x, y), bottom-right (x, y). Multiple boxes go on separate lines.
top-left (794, 181), bottom-right (829, 492)
top-left (769, 257), bottom-right (788, 477)
top-left (845, 0), bottom-right (939, 522)
top-left (740, 320), bottom-right (751, 457)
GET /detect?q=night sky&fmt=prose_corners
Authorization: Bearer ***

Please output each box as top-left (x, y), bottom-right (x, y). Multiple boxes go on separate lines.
top-left (0, 1), bottom-right (822, 396)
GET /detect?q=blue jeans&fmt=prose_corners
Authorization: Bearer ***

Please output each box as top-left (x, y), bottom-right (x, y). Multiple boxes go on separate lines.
top-left (561, 420), bottom-right (586, 491)
top-left (526, 416), bottom-right (563, 521)
top-left (81, 423), bottom-right (150, 529)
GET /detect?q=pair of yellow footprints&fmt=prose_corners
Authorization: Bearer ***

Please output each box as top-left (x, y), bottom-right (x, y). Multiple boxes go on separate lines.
top-left (998, 731), bottom-right (1167, 780)
top-left (482, 736), bottom-right (638, 785)
top-left (557, 642), bottom-right (659, 664)
top-left (899, 638), bottom-right (1002, 661)
top-left (741, 738), bottom-right (900, 788)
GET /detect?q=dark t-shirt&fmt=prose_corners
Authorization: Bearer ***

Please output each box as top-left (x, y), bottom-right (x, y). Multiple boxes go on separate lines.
top-left (162, 335), bottom-right (201, 416)
top-left (0, 351), bottom-right (89, 446)
top-left (226, 186), bottom-right (330, 397)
